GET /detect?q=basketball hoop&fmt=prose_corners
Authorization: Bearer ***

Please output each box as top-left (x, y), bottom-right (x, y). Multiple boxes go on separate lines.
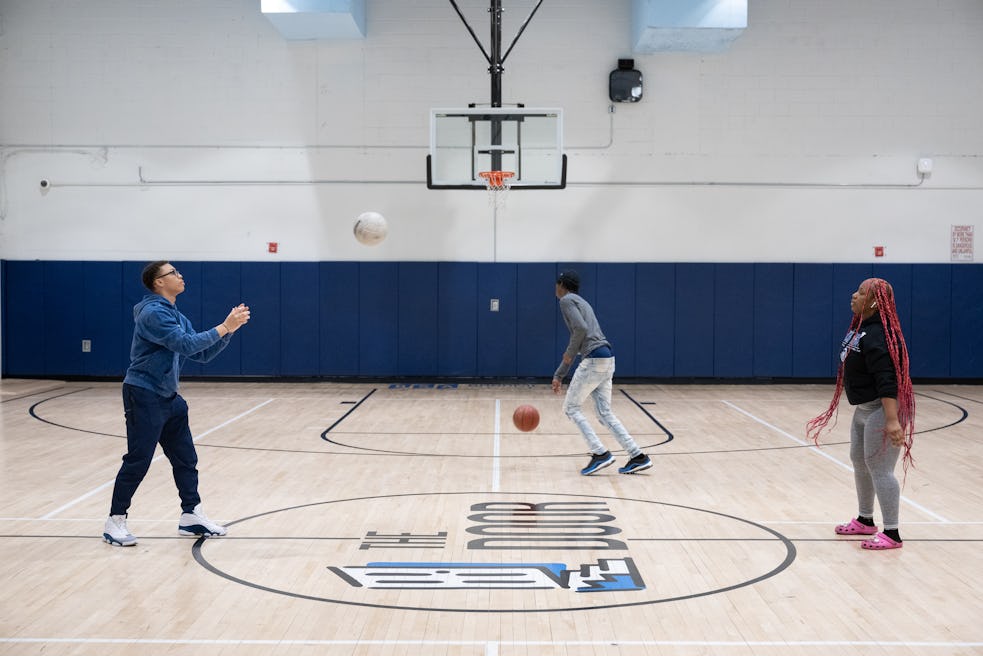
top-left (478, 171), bottom-right (514, 208)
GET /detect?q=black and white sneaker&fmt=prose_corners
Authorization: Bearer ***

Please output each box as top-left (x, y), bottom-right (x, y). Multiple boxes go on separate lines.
top-left (618, 454), bottom-right (653, 474)
top-left (580, 451), bottom-right (615, 475)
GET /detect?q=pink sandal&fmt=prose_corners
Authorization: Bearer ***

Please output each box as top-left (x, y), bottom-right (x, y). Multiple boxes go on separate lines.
top-left (835, 518), bottom-right (878, 536)
top-left (861, 532), bottom-right (903, 550)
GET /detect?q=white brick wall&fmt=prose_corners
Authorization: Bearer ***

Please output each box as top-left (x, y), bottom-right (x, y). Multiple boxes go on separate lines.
top-left (0, 0), bottom-right (981, 262)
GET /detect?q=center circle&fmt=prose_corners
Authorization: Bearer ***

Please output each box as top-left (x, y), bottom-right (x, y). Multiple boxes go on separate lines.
top-left (193, 492), bottom-right (796, 613)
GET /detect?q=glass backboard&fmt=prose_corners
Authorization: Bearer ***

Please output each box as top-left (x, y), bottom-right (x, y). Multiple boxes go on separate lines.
top-left (427, 107), bottom-right (566, 189)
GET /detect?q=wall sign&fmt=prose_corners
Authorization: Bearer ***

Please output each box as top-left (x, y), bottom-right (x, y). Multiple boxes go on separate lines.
top-left (951, 225), bottom-right (974, 262)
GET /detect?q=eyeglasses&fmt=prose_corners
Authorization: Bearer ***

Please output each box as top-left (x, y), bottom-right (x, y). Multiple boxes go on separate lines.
top-left (155, 268), bottom-right (181, 279)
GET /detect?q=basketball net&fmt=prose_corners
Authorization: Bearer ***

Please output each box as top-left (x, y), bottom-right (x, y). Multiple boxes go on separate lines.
top-left (479, 171), bottom-right (514, 209)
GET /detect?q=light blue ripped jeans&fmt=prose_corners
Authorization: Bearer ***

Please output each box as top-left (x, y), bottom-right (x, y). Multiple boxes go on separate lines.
top-left (563, 357), bottom-right (642, 458)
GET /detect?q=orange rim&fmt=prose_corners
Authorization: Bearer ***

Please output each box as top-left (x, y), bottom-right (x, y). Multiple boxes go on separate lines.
top-left (478, 171), bottom-right (515, 189)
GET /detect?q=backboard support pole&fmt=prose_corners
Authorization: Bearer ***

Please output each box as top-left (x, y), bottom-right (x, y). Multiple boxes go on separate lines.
top-left (431, 1), bottom-right (562, 191)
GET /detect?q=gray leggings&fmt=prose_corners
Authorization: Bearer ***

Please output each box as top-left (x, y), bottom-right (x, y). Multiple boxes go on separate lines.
top-left (849, 400), bottom-right (902, 530)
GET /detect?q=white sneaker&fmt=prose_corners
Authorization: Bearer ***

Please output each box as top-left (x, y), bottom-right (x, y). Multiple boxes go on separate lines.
top-left (178, 504), bottom-right (227, 537)
top-left (103, 515), bottom-right (138, 547)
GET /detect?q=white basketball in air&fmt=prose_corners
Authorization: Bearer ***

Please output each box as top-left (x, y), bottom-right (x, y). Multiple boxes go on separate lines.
top-left (353, 211), bottom-right (388, 246)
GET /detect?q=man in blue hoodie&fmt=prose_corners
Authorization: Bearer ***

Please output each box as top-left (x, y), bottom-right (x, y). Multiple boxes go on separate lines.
top-left (103, 261), bottom-right (250, 547)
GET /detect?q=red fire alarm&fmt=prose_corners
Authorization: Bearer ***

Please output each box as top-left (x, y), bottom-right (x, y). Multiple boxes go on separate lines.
top-left (873, 246), bottom-right (884, 257)
top-left (268, 242), bottom-right (278, 254)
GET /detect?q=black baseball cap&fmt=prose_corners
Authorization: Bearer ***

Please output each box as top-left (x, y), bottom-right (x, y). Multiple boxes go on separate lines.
top-left (557, 270), bottom-right (580, 291)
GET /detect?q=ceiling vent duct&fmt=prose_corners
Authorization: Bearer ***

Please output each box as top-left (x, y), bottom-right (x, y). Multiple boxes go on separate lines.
top-left (262, 0), bottom-right (366, 40)
top-left (632, 0), bottom-right (747, 53)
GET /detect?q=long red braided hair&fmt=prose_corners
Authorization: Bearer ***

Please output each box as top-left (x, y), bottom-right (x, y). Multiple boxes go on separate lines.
top-left (806, 278), bottom-right (915, 472)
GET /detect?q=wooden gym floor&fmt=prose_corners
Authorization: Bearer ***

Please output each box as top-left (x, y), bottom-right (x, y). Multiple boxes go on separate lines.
top-left (1, 378), bottom-right (981, 656)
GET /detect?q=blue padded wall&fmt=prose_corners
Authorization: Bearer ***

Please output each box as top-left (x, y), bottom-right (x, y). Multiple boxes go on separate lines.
top-left (437, 262), bottom-right (478, 377)
top-left (358, 262), bottom-right (399, 376)
top-left (635, 263), bottom-right (675, 377)
top-left (82, 262), bottom-right (124, 376)
top-left (674, 263), bottom-right (714, 377)
top-left (951, 264), bottom-right (983, 377)
top-left (909, 265), bottom-right (952, 378)
top-left (3, 261), bottom-right (45, 375)
top-left (241, 262), bottom-right (281, 376)
top-left (397, 262), bottom-right (439, 377)
top-left (752, 263), bottom-right (793, 377)
top-left (319, 262), bottom-right (359, 376)
top-left (3, 260), bottom-right (982, 380)
top-left (714, 264), bottom-right (754, 377)
top-left (477, 263), bottom-right (517, 377)
top-left (596, 264), bottom-right (636, 378)
top-left (792, 264), bottom-right (834, 377)
top-left (516, 263), bottom-right (556, 377)
top-left (201, 262), bottom-right (242, 376)
top-left (280, 262), bottom-right (320, 376)
top-left (121, 261), bottom-right (149, 372)
top-left (43, 262), bottom-right (85, 376)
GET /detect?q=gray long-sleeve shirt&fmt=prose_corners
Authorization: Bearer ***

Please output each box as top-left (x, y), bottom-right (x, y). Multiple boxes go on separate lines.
top-left (553, 292), bottom-right (611, 380)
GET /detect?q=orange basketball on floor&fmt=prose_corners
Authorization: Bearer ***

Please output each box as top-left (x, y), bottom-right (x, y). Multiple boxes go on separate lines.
top-left (512, 404), bottom-right (540, 432)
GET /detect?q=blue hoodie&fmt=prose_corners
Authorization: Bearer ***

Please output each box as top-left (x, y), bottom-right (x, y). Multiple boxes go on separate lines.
top-left (123, 294), bottom-right (232, 397)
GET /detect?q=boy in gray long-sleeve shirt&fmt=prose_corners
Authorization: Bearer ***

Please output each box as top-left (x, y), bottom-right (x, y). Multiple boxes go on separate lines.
top-left (551, 270), bottom-right (653, 475)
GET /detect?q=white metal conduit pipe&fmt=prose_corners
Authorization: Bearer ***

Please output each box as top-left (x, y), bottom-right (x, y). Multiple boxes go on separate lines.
top-left (0, 112), bottom-right (617, 197)
top-left (27, 163), bottom-right (971, 191)
top-left (5, 123), bottom-right (983, 191)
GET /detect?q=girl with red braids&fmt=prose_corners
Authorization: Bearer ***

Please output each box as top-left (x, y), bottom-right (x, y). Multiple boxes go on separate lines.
top-left (807, 278), bottom-right (915, 551)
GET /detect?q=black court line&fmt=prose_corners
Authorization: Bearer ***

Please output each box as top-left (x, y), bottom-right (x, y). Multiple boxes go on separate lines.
top-left (620, 389), bottom-right (674, 444)
top-left (1, 385), bottom-right (74, 404)
top-left (4, 533), bottom-right (980, 544)
top-left (191, 491), bottom-right (798, 613)
top-left (629, 537), bottom-right (983, 543)
top-left (193, 440), bottom-right (662, 458)
top-left (929, 389), bottom-right (983, 405)
top-left (27, 388), bottom-right (124, 438)
top-left (697, 393), bottom-right (969, 457)
top-left (22, 386), bottom-right (971, 458)
top-left (0, 535), bottom-right (349, 541)
top-left (911, 392), bottom-right (968, 434)
top-left (319, 389), bottom-right (672, 457)
top-left (320, 388), bottom-right (377, 435)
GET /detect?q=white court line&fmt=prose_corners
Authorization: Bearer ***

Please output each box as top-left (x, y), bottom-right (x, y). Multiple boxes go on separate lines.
top-left (722, 400), bottom-right (949, 523)
top-left (0, 638), bottom-right (980, 649)
top-left (762, 520), bottom-right (983, 526)
top-left (491, 399), bottom-right (501, 492)
top-left (40, 398), bottom-right (274, 520)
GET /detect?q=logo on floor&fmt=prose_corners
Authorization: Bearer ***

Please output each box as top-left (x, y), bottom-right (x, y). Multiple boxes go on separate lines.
top-left (192, 492), bottom-right (796, 612)
top-left (329, 557), bottom-right (645, 592)
top-left (329, 500), bottom-right (643, 593)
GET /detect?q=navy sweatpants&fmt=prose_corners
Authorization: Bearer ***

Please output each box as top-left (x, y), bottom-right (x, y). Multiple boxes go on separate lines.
top-left (110, 383), bottom-right (201, 515)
